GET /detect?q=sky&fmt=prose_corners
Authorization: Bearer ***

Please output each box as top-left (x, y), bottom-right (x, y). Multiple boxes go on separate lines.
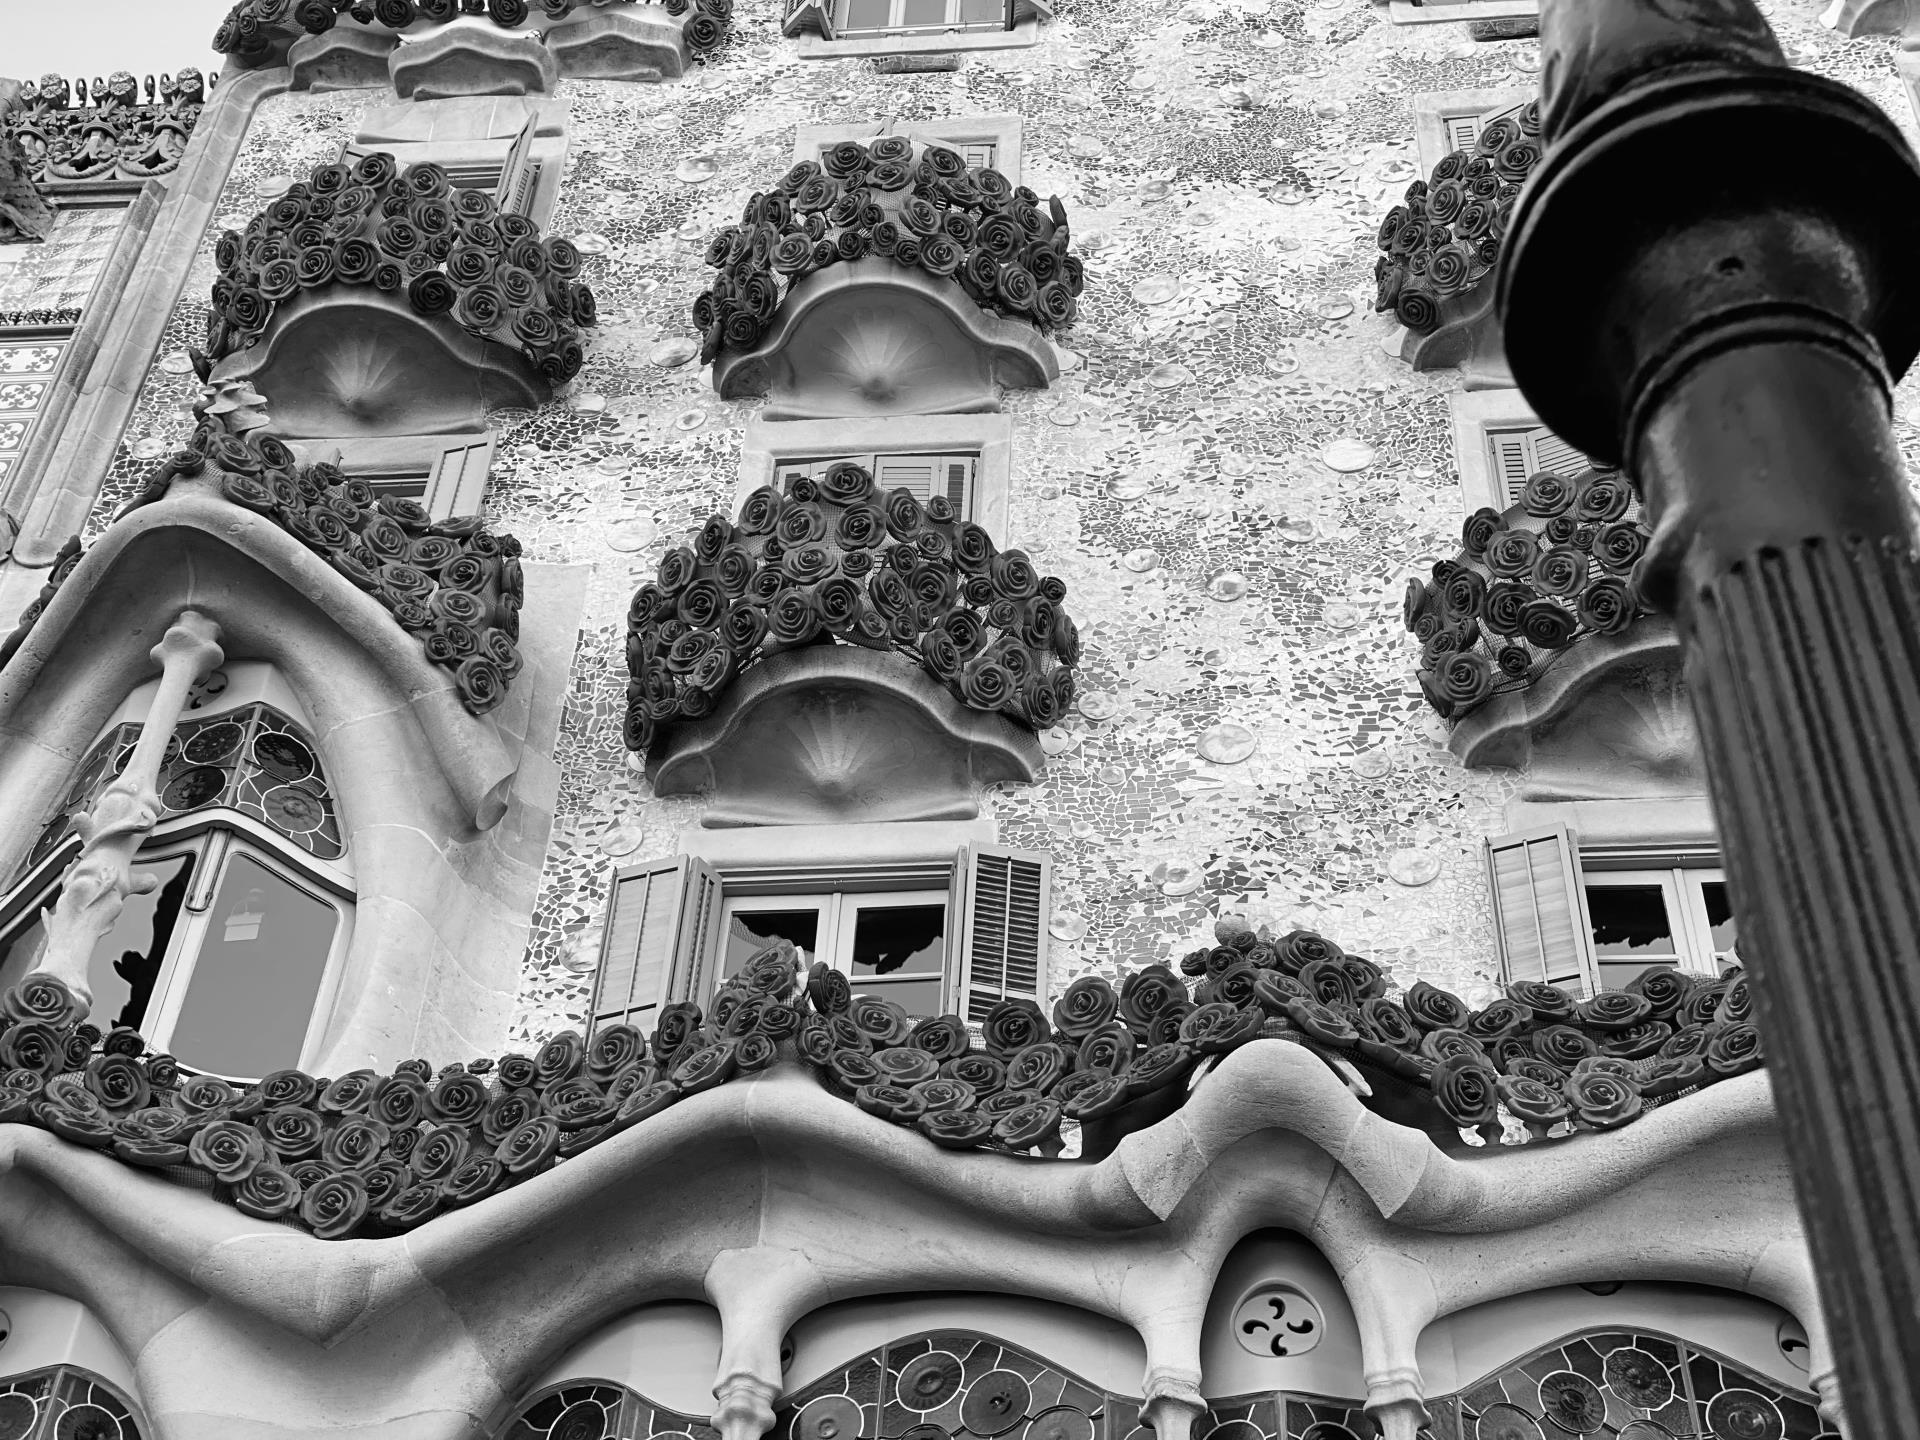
top-left (3, 0), bottom-right (234, 86)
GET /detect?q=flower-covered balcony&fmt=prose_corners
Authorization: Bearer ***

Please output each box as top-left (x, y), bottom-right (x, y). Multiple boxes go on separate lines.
top-left (1405, 465), bottom-right (1680, 770)
top-left (213, 0), bottom-right (733, 93)
top-left (625, 459), bottom-right (1077, 824)
top-left (696, 138), bottom-right (1079, 418)
top-left (1373, 101), bottom-right (1544, 384)
top-left (201, 150), bottom-right (597, 435)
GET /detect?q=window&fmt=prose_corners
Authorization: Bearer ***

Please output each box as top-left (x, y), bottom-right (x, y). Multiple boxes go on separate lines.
top-left (289, 433), bottom-right (493, 522)
top-left (775, 452), bottom-right (975, 517)
top-left (1450, 389), bottom-right (1621, 515)
top-left (342, 99), bottom-right (567, 227)
top-left (1411, 89), bottom-right (1531, 176)
top-left (834, 0), bottom-right (1011, 37)
top-left (591, 844), bottom-right (1049, 1031)
top-left (1388, 0), bottom-right (1539, 25)
top-left (793, 118), bottom-right (1023, 182)
top-left (1487, 825), bottom-right (1737, 994)
top-left (1487, 424), bottom-right (1592, 508)
top-left (0, 678), bottom-right (353, 1078)
top-left (344, 119), bottom-right (543, 217)
top-left (0, 1365), bottom-right (147, 1440)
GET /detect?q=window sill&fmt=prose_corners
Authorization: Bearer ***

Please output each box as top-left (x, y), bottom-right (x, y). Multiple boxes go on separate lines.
top-left (1386, 0), bottom-right (1537, 23)
top-left (793, 16), bottom-right (1040, 57)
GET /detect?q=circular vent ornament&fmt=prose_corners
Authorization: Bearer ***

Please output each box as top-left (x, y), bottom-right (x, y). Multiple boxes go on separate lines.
top-left (1705, 1389), bottom-right (1785, 1440)
top-left (1538, 1371), bottom-right (1607, 1434)
top-left (960, 1370), bottom-right (1031, 1437)
top-left (1603, 1346), bottom-right (1675, 1409)
top-left (1232, 1282), bottom-right (1326, 1357)
top-left (0, 1393), bottom-right (30, 1440)
top-left (1024, 1409), bottom-right (1094, 1440)
top-left (1475, 1406), bottom-right (1545, 1440)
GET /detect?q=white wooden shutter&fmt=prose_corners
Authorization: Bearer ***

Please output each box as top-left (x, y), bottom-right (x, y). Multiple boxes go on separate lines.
top-left (496, 115), bottom-right (540, 216)
top-left (960, 141), bottom-right (998, 169)
top-left (784, 0), bottom-right (831, 37)
top-left (1443, 115), bottom-right (1482, 152)
top-left (1487, 425), bottom-right (1590, 506)
top-left (591, 856), bottom-right (718, 1032)
top-left (952, 844), bottom-right (1051, 1023)
top-left (872, 453), bottom-right (975, 518)
top-left (1486, 826), bottom-right (1598, 994)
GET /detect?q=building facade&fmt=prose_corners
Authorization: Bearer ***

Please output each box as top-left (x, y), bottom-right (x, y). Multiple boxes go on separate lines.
top-left (0, 0), bottom-right (1914, 1436)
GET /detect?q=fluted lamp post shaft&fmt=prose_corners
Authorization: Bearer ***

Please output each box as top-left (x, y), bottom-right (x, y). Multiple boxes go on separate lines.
top-left (1501, 3), bottom-right (1920, 1434)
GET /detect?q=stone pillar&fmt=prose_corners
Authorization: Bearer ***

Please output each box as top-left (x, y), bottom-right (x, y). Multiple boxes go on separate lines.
top-left (1500, 3), bottom-right (1920, 1435)
top-left (32, 610), bottom-right (224, 1009)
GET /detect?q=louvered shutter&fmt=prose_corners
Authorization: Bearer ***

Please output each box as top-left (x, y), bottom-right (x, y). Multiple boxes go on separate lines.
top-left (1488, 425), bottom-right (1590, 506)
top-left (591, 856), bottom-right (718, 1033)
top-left (1526, 428), bottom-right (1589, 478)
top-left (1486, 826), bottom-right (1598, 995)
top-left (953, 844), bottom-right (1051, 1023)
top-left (873, 453), bottom-right (975, 518)
top-left (1443, 115), bottom-right (1482, 152)
top-left (496, 115), bottom-right (540, 216)
top-left (784, 0), bottom-right (832, 37)
top-left (961, 141), bottom-right (998, 169)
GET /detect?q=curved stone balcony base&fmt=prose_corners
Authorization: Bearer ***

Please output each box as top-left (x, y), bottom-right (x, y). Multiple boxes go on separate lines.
top-left (547, 7), bottom-right (690, 79)
top-left (713, 259), bottom-right (1060, 419)
top-left (208, 286), bottom-right (549, 438)
top-left (1820, 0), bottom-right (1917, 40)
top-left (1449, 618), bottom-right (1682, 770)
top-left (646, 644), bottom-right (1043, 826)
top-left (1396, 282), bottom-right (1512, 390)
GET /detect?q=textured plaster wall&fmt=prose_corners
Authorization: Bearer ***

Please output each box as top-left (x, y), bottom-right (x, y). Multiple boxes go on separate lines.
top-left (75, 0), bottom-right (1920, 1056)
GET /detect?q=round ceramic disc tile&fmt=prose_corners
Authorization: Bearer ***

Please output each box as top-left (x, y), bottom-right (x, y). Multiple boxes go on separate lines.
top-left (960, 1371), bottom-right (1031, 1437)
top-left (797, 1396), bottom-right (863, 1440)
top-left (1022, 1410), bottom-right (1094, 1440)
top-left (1322, 438), bottom-right (1375, 472)
top-left (1132, 275), bottom-right (1181, 305)
top-left (649, 337), bottom-right (698, 368)
top-left (1048, 910), bottom-right (1088, 941)
top-left (896, 1351), bottom-right (963, 1410)
top-left (1386, 848), bottom-right (1441, 887)
top-left (1197, 723), bottom-right (1257, 764)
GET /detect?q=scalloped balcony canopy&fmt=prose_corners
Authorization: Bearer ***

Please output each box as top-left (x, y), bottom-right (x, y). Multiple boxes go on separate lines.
top-left (647, 646), bottom-right (1043, 826)
top-left (208, 286), bottom-right (548, 437)
top-left (713, 259), bottom-right (1060, 420)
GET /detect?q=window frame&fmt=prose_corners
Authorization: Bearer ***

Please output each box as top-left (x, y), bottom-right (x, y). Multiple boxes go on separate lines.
top-left (1387, 0), bottom-right (1539, 27)
top-left (718, 885), bottom-right (951, 1005)
top-left (287, 432), bottom-right (494, 522)
top-left (739, 413), bottom-right (1014, 545)
top-left (1410, 88), bottom-right (1533, 174)
top-left (0, 818), bottom-right (355, 1077)
top-left (593, 840), bottom-right (1049, 1034)
top-left (1580, 855), bottom-right (1734, 983)
top-left (833, 0), bottom-right (1013, 36)
top-left (1450, 389), bottom-right (1602, 515)
top-left (784, 0), bottom-right (1043, 56)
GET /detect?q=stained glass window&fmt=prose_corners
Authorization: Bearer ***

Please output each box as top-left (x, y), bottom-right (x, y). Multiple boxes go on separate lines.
top-left (0, 1365), bottom-right (145, 1440)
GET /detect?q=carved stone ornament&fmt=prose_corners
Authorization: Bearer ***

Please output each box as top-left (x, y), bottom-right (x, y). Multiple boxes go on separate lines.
top-left (647, 645), bottom-right (1043, 824)
top-left (286, 25), bottom-right (403, 91)
top-left (0, 128), bottom-right (55, 245)
top-left (209, 284), bottom-right (548, 435)
top-left (389, 22), bottom-right (560, 98)
top-left (1, 70), bottom-right (207, 190)
top-left (715, 260), bottom-right (1059, 417)
top-left (543, 5), bottom-right (691, 78)
top-left (1820, 0), bottom-right (1920, 42)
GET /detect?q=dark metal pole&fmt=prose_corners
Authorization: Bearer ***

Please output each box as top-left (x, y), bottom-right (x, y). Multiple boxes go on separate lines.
top-left (1501, 3), bottom-right (1920, 1434)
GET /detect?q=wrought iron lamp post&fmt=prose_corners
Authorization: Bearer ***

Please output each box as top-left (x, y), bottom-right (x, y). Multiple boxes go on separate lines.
top-left (1501, 2), bottom-right (1920, 1433)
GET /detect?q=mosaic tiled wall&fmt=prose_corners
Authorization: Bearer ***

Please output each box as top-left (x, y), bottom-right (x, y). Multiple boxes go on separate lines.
top-left (83, 2), bottom-right (1920, 1048)
top-left (0, 204), bottom-right (126, 325)
top-left (493, 1327), bottom-right (1827, 1440)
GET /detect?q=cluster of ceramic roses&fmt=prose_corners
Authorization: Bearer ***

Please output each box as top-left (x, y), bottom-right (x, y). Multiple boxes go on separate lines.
top-left (0, 926), bottom-right (1766, 1238)
top-left (1406, 466), bottom-right (1657, 719)
top-left (205, 151), bottom-right (596, 386)
top-left (622, 461), bottom-right (1080, 753)
top-left (691, 137), bottom-right (1086, 364)
top-left (215, 0), bottom-right (732, 59)
top-left (1374, 102), bottom-right (1544, 335)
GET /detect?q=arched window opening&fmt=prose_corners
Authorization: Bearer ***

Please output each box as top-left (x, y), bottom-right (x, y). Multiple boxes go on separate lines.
top-left (0, 666), bottom-right (352, 1079)
top-left (0, 1365), bottom-right (146, 1440)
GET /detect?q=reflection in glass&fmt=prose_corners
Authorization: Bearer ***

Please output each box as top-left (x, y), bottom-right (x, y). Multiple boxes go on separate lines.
top-left (1588, 883), bottom-right (1680, 991)
top-left (849, 903), bottom-right (944, 975)
top-left (1702, 881), bottom-right (1738, 966)
top-left (724, 909), bottom-right (819, 978)
top-left (168, 852), bottom-right (337, 1077)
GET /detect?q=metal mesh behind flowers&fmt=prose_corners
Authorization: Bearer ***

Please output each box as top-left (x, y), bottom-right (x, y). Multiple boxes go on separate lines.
top-left (0, 929), bottom-right (1766, 1238)
top-left (691, 137), bottom-right (1087, 366)
top-left (1405, 467), bottom-right (1656, 720)
top-left (1373, 103), bottom-right (1544, 336)
top-left (622, 460), bottom-right (1080, 753)
top-left (215, 0), bottom-right (733, 60)
top-left (202, 150), bottom-right (597, 386)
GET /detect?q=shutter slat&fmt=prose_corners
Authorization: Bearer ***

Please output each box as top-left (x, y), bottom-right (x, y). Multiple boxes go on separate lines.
top-left (496, 114), bottom-right (539, 214)
top-left (1489, 431), bottom-right (1534, 507)
top-left (874, 455), bottom-right (939, 502)
top-left (1486, 826), bottom-right (1596, 996)
top-left (1444, 115), bottom-right (1482, 151)
top-left (1526, 426), bottom-right (1589, 478)
top-left (959, 844), bottom-right (1051, 1021)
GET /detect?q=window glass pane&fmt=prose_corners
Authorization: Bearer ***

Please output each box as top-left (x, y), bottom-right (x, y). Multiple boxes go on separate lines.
top-left (168, 852), bottom-right (337, 1078)
top-left (901, 0), bottom-right (948, 26)
top-left (957, 0), bottom-right (1004, 22)
top-left (724, 908), bottom-right (820, 977)
top-left (841, 0), bottom-right (892, 29)
top-left (1702, 881), bottom-right (1738, 964)
top-left (849, 902), bottom-right (945, 978)
top-left (1586, 883), bottom-right (1682, 982)
top-left (854, 975), bottom-right (944, 1017)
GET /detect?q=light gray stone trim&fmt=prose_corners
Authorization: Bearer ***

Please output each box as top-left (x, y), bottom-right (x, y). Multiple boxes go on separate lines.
top-left (1449, 386), bottom-right (1539, 515)
top-left (1410, 86), bottom-right (1532, 173)
top-left (793, 114), bottom-right (1025, 181)
top-left (8, 66), bottom-right (292, 568)
top-left (1503, 796), bottom-right (1719, 851)
top-left (677, 816), bottom-right (996, 869)
top-left (737, 412), bottom-right (1013, 543)
top-left (389, 24), bottom-right (559, 99)
top-left (792, 16), bottom-right (1042, 57)
top-left (1386, 0), bottom-right (1538, 25)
